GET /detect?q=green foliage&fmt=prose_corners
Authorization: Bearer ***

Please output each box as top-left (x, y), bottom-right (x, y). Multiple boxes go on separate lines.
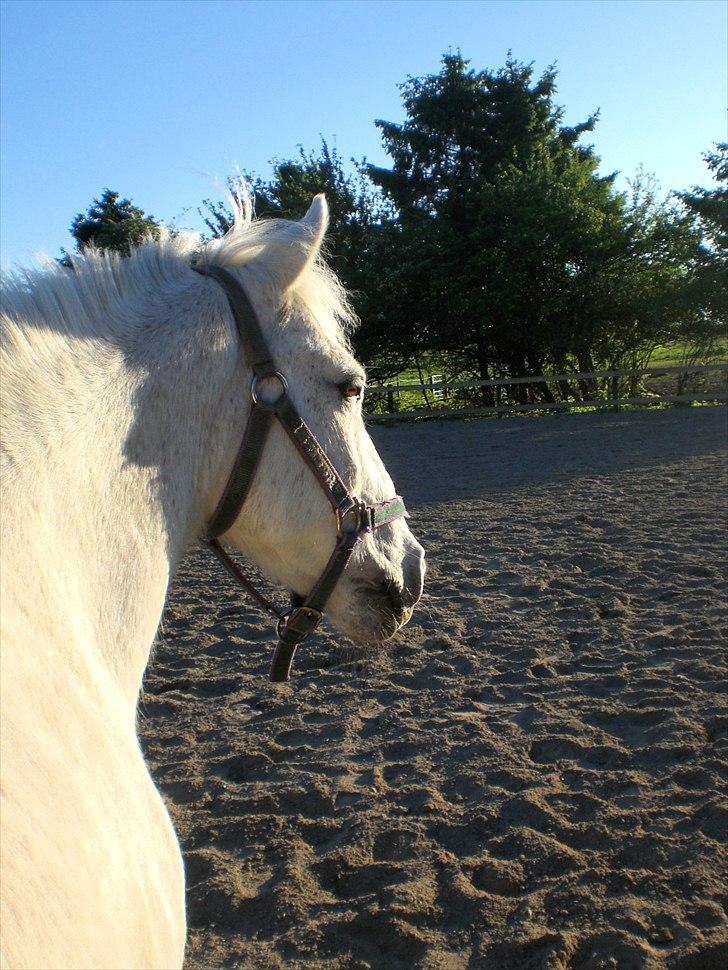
top-left (363, 53), bottom-right (712, 403)
top-left (675, 144), bottom-right (728, 361)
top-left (679, 144), bottom-right (728, 250)
top-left (249, 142), bottom-right (397, 366)
top-left (200, 140), bottom-right (370, 237)
top-left (198, 141), bottom-right (408, 375)
top-left (64, 189), bottom-right (159, 260)
top-left (60, 57), bottom-right (723, 413)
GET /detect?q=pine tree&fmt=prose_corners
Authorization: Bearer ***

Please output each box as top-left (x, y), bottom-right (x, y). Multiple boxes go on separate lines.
top-left (677, 144), bottom-right (728, 335)
top-left (367, 53), bottom-right (701, 398)
top-left (66, 189), bottom-right (159, 258)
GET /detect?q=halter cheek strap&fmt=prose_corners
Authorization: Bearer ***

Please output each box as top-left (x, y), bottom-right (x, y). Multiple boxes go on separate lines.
top-left (193, 264), bottom-right (408, 682)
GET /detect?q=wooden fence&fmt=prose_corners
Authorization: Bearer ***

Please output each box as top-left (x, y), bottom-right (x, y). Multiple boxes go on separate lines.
top-left (364, 363), bottom-right (728, 421)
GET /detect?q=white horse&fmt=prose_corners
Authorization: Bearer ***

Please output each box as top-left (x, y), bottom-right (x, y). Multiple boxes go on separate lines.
top-left (0, 195), bottom-right (425, 969)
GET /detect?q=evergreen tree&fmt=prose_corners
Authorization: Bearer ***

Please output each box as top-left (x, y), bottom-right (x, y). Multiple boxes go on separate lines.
top-left (196, 57), bottom-right (718, 398)
top-left (66, 189), bottom-right (159, 259)
top-left (368, 53), bottom-right (700, 400)
top-left (677, 144), bottom-right (728, 347)
top-left (679, 144), bottom-right (728, 250)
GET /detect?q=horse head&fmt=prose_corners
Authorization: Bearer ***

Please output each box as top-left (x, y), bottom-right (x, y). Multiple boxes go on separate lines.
top-left (200, 195), bottom-right (425, 653)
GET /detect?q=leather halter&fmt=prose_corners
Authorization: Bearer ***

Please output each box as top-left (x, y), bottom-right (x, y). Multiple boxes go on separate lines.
top-left (194, 264), bottom-right (408, 682)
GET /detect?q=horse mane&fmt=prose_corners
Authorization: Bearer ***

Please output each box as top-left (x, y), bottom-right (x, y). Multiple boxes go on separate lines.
top-left (0, 194), bottom-right (357, 353)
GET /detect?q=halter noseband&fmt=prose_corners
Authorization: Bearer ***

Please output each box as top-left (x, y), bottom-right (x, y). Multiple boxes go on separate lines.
top-left (194, 265), bottom-right (408, 682)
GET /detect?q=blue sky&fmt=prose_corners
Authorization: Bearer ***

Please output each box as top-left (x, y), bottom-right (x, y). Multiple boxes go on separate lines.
top-left (1, 0), bottom-right (725, 270)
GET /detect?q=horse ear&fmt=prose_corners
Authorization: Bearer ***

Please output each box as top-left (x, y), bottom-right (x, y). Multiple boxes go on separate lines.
top-left (265, 194), bottom-right (328, 291)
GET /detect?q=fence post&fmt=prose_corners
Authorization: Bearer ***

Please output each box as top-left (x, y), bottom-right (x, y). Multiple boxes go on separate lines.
top-left (611, 375), bottom-right (620, 412)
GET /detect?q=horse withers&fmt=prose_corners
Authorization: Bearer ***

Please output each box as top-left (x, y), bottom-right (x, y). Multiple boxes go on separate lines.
top-left (0, 195), bottom-right (424, 969)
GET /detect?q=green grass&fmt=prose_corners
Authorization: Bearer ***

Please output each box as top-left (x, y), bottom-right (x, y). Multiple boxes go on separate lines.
top-left (364, 345), bottom-right (728, 415)
top-left (648, 341), bottom-right (728, 368)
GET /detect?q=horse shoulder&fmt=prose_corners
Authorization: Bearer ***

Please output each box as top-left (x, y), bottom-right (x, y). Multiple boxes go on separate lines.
top-left (0, 621), bottom-right (186, 969)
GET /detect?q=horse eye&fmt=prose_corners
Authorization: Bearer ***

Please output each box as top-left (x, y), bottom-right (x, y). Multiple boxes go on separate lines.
top-left (340, 380), bottom-right (363, 400)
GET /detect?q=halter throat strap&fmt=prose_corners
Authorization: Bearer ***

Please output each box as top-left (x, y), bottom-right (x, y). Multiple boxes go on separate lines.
top-left (193, 264), bottom-right (408, 682)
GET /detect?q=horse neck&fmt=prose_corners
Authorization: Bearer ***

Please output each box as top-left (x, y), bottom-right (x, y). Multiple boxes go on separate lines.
top-left (1, 286), bottom-right (239, 711)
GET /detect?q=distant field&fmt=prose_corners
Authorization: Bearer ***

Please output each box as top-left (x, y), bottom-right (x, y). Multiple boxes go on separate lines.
top-left (365, 344), bottom-right (728, 414)
top-left (649, 340), bottom-right (728, 367)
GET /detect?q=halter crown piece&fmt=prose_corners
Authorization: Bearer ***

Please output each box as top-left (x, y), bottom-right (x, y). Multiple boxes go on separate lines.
top-left (193, 265), bottom-right (408, 682)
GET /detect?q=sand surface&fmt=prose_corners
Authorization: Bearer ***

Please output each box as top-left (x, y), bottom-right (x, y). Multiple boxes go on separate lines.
top-left (140, 406), bottom-right (728, 970)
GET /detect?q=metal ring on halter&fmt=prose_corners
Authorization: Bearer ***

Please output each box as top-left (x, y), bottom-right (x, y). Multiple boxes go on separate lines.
top-left (250, 371), bottom-right (288, 408)
top-left (335, 497), bottom-right (366, 537)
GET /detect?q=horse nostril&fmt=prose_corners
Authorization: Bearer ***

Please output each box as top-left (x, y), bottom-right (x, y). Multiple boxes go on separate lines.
top-left (383, 579), bottom-right (406, 617)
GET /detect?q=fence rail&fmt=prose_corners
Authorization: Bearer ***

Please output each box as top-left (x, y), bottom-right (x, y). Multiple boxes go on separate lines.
top-left (364, 363), bottom-right (728, 421)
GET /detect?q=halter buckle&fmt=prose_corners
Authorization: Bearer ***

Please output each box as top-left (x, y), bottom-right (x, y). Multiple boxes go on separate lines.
top-left (251, 371), bottom-right (288, 409)
top-left (277, 605), bottom-right (323, 644)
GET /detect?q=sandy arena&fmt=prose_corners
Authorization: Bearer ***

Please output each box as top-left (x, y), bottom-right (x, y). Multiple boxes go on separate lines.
top-left (139, 405), bottom-right (728, 970)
